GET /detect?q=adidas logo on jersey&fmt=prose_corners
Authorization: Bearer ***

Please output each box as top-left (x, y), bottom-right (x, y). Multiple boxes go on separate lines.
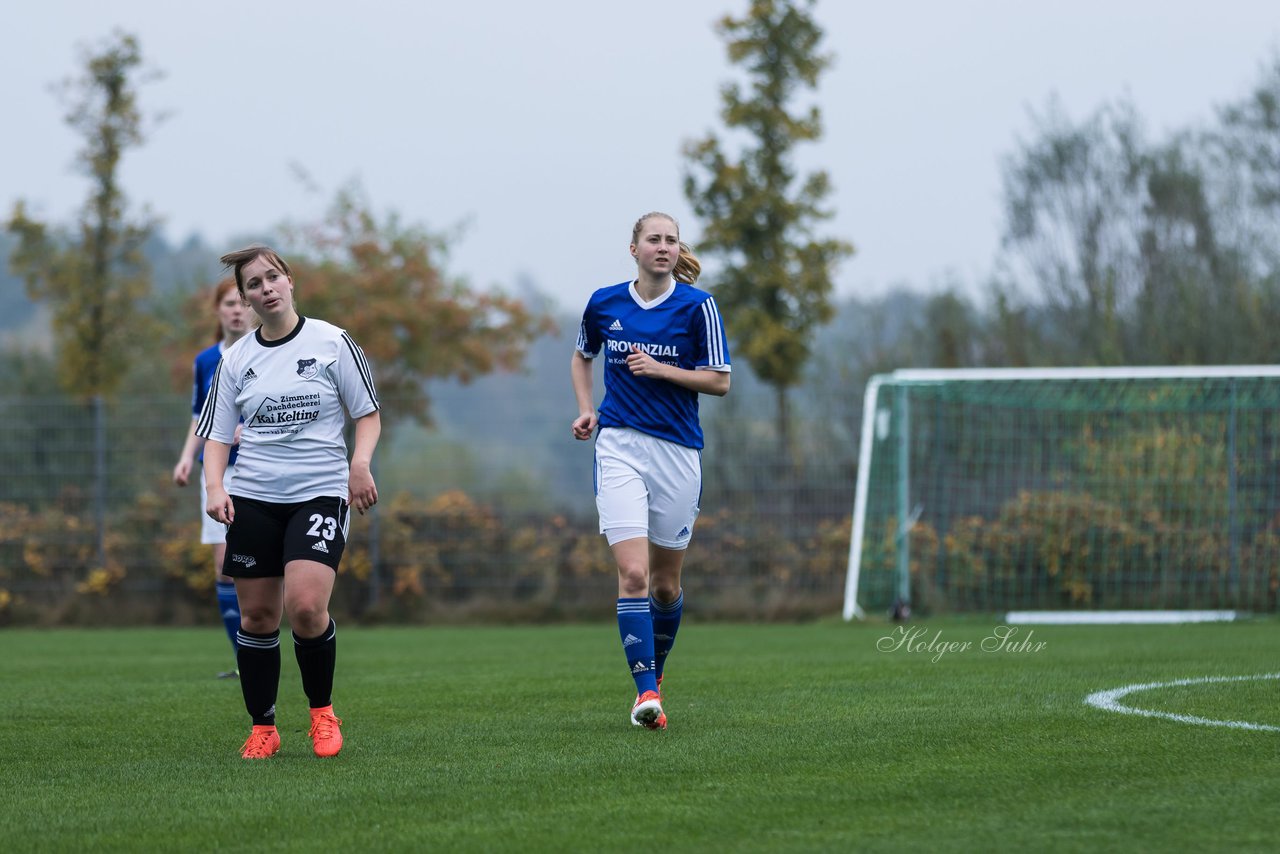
top-left (609, 319), bottom-right (623, 331)
top-left (623, 633), bottom-right (641, 647)
top-left (312, 540), bottom-right (330, 554)
top-left (243, 368), bottom-right (258, 382)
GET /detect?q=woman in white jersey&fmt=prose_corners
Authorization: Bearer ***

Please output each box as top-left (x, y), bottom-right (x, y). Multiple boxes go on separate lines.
top-left (571, 212), bottom-right (731, 730)
top-left (172, 277), bottom-right (250, 679)
top-left (197, 245), bottom-right (381, 760)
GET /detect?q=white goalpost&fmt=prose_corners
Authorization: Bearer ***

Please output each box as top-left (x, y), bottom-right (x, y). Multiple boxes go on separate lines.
top-left (843, 366), bottom-right (1280, 622)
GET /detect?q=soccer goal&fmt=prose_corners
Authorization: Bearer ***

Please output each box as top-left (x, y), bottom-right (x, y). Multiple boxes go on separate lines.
top-left (843, 367), bottom-right (1280, 621)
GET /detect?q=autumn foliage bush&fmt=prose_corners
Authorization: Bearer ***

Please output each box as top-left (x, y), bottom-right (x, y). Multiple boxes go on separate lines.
top-left (0, 485), bottom-right (851, 626)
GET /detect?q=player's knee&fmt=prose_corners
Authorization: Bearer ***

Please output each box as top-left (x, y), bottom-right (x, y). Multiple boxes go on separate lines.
top-left (286, 600), bottom-right (329, 636)
top-left (617, 565), bottom-right (649, 596)
top-left (238, 606), bottom-right (279, 633)
top-left (650, 579), bottom-right (680, 604)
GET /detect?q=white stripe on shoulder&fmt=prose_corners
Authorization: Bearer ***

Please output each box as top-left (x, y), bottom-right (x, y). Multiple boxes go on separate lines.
top-left (340, 332), bottom-right (379, 408)
top-left (195, 361), bottom-right (222, 437)
top-left (701, 297), bottom-right (726, 366)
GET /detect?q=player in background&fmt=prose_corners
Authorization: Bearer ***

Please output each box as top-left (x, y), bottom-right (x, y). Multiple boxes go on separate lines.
top-left (198, 245), bottom-right (381, 760)
top-left (172, 278), bottom-right (250, 679)
top-left (571, 211), bottom-right (731, 730)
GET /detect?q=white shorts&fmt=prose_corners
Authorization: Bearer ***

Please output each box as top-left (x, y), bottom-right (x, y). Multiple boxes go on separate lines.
top-left (594, 427), bottom-right (701, 550)
top-left (199, 467), bottom-right (228, 545)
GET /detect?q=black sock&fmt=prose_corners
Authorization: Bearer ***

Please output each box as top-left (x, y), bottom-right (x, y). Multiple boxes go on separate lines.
top-left (294, 618), bottom-right (337, 709)
top-left (236, 628), bottom-right (281, 726)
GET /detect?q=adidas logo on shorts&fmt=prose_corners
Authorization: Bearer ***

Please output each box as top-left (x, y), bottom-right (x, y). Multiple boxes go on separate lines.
top-left (312, 540), bottom-right (330, 554)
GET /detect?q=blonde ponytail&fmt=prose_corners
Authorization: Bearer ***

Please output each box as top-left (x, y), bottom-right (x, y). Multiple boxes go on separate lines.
top-left (673, 241), bottom-right (701, 284)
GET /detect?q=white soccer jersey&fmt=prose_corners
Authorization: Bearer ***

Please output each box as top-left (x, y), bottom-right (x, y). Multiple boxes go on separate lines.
top-left (196, 317), bottom-right (379, 503)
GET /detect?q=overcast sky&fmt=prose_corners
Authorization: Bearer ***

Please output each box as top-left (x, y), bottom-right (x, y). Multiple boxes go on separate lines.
top-left (5, 1), bottom-right (1278, 312)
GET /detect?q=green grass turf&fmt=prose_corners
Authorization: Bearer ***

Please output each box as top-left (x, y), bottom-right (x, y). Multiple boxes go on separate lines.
top-left (2, 618), bottom-right (1278, 852)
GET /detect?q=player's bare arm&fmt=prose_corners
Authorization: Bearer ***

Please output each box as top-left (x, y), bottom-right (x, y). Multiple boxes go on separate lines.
top-left (203, 440), bottom-right (235, 524)
top-left (349, 410), bottom-right (381, 515)
top-left (173, 416), bottom-right (205, 486)
top-left (570, 350), bottom-right (598, 440)
top-left (625, 347), bottom-right (730, 396)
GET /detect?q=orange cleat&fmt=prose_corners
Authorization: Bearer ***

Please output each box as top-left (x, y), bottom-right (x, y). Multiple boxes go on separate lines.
top-left (630, 690), bottom-right (667, 730)
top-left (241, 725), bottom-right (280, 759)
top-left (308, 706), bottom-right (344, 757)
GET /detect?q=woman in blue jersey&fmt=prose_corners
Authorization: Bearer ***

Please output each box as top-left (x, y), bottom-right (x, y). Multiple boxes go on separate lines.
top-left (571, 211), bottom-right (731, 730)
top-left (172, 277), bottom-right (250, 678)
top-left (198, 245), bottom-right (381, 760)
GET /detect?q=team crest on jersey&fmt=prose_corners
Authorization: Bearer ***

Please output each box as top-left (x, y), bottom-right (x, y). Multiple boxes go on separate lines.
top-left (296, 358), bottom-right (318, 379)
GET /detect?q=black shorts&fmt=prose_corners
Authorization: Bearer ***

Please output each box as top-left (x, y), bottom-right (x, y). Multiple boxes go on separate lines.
top-left (222, 495), bottom-right (350, 577)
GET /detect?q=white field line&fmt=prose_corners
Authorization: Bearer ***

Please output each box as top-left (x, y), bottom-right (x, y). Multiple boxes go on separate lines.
top-left (1085, 673), bottom-right (1280, 732)
top-left (1007, 611), bottom-right (1239, 625)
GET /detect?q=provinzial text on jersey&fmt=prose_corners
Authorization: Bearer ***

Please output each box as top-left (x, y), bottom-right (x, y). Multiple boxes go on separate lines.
top-left (605, 340), bottom-right (680, 358)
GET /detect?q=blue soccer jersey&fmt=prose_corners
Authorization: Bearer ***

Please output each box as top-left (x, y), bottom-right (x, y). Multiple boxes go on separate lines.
top-left (576, 280), bottom-right (731, 449)
top-left (193, 343), bottom-right (239, 466)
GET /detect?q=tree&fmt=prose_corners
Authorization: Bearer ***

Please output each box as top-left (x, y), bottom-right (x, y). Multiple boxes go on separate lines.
top-left (918, 289), bottom-right (981, 369)
top-left (683, 0), bottom-right (852, 452)
top-left (277, 185), bottom-right (559, 427)
top-left (998, 97), bottom-right (1149, 365)
top-left (1214, 52), bottom-right (1280, 215)
top-left (1204, 52), bottom-right (1280, 361)
top-left (8, 31), bottom-right (160, 398)
top-left (1131, 137), bottom-right (1260, 363)
top-left (997, 82), bottom-right (1280, 367)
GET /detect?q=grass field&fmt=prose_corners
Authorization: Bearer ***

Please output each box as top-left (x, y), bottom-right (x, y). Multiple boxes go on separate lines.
top-left (4, 618), bottom-right (1279, 852)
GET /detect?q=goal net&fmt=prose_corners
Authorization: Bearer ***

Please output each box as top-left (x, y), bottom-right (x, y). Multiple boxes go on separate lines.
top-left (843, 367), bottom-right (1280, 621)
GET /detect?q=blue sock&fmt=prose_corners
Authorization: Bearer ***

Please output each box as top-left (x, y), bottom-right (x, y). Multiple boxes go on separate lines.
top-left (216, 581), bottom-right (241, 656)
top-left (651, 590), bottom-right (684, 682)
top-left (617, 597), bottom-right (658, 696)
